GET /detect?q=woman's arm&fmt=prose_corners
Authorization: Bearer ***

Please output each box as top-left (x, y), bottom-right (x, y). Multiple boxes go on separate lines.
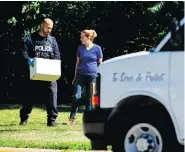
top-left (98, 58), bottom-right (103, 64)
top-left (97, 45), bottom-right (103, 65)
top-left (74, 57), bottom-right (79, 78)
top-left (72, 57), bottom-right (80, 84)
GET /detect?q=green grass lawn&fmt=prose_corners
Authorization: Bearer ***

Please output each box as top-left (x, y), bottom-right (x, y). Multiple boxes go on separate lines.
top-left (0, 104), bottom-right (91, 150)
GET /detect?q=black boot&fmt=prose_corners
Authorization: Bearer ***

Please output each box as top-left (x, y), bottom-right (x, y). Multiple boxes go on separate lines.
top-left (47, 121), bottom-right (56, 127)
top-left (19, 120), bottom-right (27, 126)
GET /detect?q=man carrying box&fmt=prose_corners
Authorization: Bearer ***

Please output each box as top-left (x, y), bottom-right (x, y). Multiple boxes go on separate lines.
top-left (20, 15), bottom-right (61, 127)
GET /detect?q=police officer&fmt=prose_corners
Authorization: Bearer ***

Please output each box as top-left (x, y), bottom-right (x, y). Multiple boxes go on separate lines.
top-left (19, 15), bottom-right (61, 127)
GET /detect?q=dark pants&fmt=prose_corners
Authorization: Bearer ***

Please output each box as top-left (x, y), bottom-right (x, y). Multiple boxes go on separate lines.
top-left (70, 74), bottom-right (96, 119)
top-left (20, 81), bottom-right (58, 123)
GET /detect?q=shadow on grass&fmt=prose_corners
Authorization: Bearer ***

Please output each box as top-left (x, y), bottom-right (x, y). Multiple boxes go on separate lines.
top-left (0, 104), bottom-right (21, 110)
top-left (0, 104), bottom-right (85, 113)
top-left (57, 105), bottom-right (85, 113)
top-left (0, 128), bottom-right (41, 132)
top-left (0, 124), bottom-right (17, 127)
top-left (0, 122), bottom-right (69, 127)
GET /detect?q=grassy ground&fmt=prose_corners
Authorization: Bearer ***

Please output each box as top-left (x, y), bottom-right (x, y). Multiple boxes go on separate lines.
top-left (0, 104), bottom-right (91, 150)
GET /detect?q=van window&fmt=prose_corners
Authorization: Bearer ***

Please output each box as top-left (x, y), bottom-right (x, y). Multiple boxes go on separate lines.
top-left (161, 25), bottom-right (184, 51)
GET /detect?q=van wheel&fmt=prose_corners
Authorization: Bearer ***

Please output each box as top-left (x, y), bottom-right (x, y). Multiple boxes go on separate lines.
top-left (112, 111), bottom-right (183, 152)
top-left (90, 139), bottom-right (107, 150)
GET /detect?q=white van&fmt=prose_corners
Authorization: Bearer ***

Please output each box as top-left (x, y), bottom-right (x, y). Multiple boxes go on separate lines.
top-left (83, 17), bottom-right (184, 152)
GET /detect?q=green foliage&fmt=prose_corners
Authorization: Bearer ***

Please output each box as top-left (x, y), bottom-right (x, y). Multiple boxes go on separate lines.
top-left (147, 2), bottom-right (164, 13)
top-left (22, 1), bottom-right (40, 15)
top-left (21, 1), bottom-right (41, 35)
top-left (158, 30), bottom-right (165, 37)
top-left (6, 1), bottom-right (184, 48)
top-left (7, 17), bottom-right (17, 26)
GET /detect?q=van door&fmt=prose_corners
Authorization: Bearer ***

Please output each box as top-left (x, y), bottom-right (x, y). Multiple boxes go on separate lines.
top-left (169, 51), bottom-right (184, 140)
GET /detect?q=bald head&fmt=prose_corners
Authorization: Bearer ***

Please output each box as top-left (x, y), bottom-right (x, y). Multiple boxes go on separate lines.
top-left (42, 18), bottom-right (53, 25)
top-left (40, 18), bottom-right (53, 36)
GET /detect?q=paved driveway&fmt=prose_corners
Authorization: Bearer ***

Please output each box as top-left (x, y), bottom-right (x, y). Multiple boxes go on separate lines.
top-left (0, 147), bottom-right (110, 152)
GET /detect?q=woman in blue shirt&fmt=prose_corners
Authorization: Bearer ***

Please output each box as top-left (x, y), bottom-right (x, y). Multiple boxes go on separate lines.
top-left (69, 29), bottom-right (103, 125)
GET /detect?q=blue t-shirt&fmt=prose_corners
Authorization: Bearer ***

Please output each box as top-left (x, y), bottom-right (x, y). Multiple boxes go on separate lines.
top-left (76, 44), bottom-right (103, 76)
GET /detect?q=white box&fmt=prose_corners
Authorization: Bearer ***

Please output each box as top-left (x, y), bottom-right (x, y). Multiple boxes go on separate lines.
top-left (29, 58), bottom-right (61, 81)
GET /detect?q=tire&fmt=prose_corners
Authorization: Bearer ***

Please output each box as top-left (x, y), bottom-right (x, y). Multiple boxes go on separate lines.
top-left (90, 139), bottom-right (107, 150)
top-left (112, 109), bottom-right (184, 152)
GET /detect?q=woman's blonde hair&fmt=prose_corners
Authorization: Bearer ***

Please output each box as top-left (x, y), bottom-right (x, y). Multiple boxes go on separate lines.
top-left (81, 29), bottom-right (97, 41)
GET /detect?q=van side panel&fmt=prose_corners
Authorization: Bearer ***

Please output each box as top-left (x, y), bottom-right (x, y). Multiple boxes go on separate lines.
top-left (99, 52), bottom-right (170, 108)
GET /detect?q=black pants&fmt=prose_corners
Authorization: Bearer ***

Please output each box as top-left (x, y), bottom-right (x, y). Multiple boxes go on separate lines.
top-left (20, 81), bottom-right (58, 123)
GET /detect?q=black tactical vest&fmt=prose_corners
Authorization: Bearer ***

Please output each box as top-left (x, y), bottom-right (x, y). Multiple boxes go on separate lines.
top-left (28, 32), bottom-right (55, 59)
